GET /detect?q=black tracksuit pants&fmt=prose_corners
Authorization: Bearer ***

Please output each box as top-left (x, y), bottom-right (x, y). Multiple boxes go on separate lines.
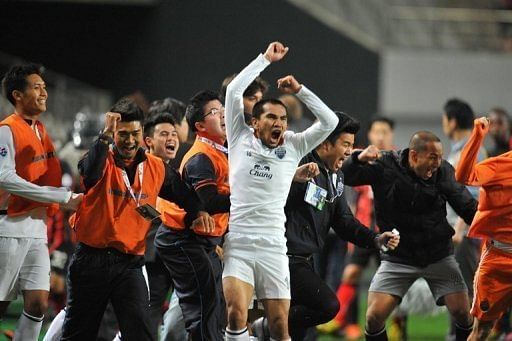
top-left (155, 226), bottom-right (225, 341)
top-left (62, 243), bottom-right (153, 341)
top-left (288, 256), bottom-right (341, 340)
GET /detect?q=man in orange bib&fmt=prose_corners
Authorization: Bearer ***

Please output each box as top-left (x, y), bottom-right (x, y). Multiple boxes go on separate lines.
top-left (0, 63), bottom-right (82, 341)
top-left (456, 117), bottom-right (512, 340)
top-left (61, 97), bottom-right (214, 341)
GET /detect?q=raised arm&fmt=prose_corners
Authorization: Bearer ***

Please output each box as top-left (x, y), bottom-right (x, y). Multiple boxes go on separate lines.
top-left (225, 42), bottom-right (288, 144)
top-left (278, 75), bottom-right (338, 156)
top-left (456, 118), bottom-right (497, 186)
top-left (79, 112), bottom-right (118, 190)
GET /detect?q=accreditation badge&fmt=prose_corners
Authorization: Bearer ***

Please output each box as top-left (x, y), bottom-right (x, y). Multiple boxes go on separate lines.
top-left (304, 182), bottom-right (327, 211)
top-left (135, 203), bottom-right (161, 221)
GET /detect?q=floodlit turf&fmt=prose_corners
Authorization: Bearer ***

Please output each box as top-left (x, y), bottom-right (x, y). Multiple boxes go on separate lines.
top-left (0, 296), bottom-right (450, 341)
top-left (317, 311), bottom-right (449, 340)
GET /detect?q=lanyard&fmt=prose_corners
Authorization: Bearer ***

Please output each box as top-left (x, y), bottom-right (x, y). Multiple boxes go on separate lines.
top-left (120, 162), bottom-right (144, 207)
top-left (310, 170), bottom-right (339, 202)
top-left (197, 136), bottom-right (228, 154)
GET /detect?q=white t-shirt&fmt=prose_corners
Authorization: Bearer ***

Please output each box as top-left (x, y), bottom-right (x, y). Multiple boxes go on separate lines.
top-left (0, 124), bottom-right (71, 238)
top-left (225, 54), bottom-right (338, 236)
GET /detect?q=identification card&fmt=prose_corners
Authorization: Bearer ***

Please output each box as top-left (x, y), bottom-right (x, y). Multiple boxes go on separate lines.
top-left (304, 182), bottom-right (327, 211)
top-left (135, 203), bottom-right (161, 221)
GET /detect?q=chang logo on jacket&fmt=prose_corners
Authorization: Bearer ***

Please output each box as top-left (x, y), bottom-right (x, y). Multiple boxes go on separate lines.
top-left (249, 163), bottom-right (273, 179)
top-left (0, 146), bottom-right (7, 158)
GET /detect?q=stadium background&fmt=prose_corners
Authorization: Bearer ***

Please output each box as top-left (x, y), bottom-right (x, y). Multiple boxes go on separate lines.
top-left (2, 0), bottom-right (512, 339)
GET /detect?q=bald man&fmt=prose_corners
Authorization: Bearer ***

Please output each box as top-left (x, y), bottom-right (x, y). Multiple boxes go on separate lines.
top-left (341, 131), bottom-right (477, 341)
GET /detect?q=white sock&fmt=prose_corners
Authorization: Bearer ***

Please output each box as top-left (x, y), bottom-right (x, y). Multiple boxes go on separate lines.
top-left (42, 308), bottom-right (66, 341)
top-left (14, 310), bottom-right (44, 341)
top-left (225, 326), bottom-right (249, 340)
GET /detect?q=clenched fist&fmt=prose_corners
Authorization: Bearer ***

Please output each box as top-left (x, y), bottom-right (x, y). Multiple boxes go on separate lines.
top-left (277, 75), bottom-right (302, 94)
top-left (103, 112), bottom-right (121, 138)
top-left (358, 145), bottom-right (380, 163)
top-left (263, 41), bottom-right (289, 63)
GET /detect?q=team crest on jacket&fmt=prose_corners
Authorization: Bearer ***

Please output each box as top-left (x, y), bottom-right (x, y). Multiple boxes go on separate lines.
top-left (275, 147), bottom-right (286, 159)
top-left (337, 181), bottom-right (344, 196)
top-left (0, 146), bottom-right (7, 157)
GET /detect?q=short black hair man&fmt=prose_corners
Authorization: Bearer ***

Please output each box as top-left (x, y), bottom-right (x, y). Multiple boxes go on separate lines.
top-left (252, 112), bottom-right (399, 340)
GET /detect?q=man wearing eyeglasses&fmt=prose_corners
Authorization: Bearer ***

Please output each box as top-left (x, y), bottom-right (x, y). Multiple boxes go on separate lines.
top-left (251, 112), bottom-right (400, 340)
top-left (154, 90), bottom-right (229, 341)
top-left (342, 131), bottom-right (477, 341)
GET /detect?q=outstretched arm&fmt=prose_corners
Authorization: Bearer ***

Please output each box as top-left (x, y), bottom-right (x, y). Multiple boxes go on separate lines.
top-left (225, 42), bottom-right (288, 145)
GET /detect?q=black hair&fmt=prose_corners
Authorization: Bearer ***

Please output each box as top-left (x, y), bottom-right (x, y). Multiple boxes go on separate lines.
top-left (110, 97), bottom-right (144, 123)
top-left (2, 63), bottom-right (44, 105)
top-left (409, 131), bottom-right (441, 152)
top-left (186, 90), bottom-right (221, 132)
top-left (252, 98), bottom-right (287, 120)
top-left (368, 116), bottom-right (395, 131)
top-left (325, 112), bottom-right (360, 145)
top-left (443, 98), bottom-right (474, 130)
top-left (143, 112), bottom-right (176, 138)
top-left (219, 74), bottom-right (269, 102)
top-left (148, 97), bottom-right (186, 124)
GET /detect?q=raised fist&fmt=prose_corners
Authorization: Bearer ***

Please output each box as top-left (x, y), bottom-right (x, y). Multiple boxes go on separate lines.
top-left (103, 112), bottom-right (121, 137)
top-left (358, 145), bottom-right (380, 163)
top-left (277, 75), bottom-right (302, 94)
top-left (263, 41), bottom-right (289, 63)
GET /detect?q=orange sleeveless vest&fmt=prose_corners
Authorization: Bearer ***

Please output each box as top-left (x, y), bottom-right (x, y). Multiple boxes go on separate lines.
top-left (0, 113), bottom-right (61, 217)
top-left (158, 135), bottom-right (229, 237)
top-left (71, 151), bottom-right (166, 255)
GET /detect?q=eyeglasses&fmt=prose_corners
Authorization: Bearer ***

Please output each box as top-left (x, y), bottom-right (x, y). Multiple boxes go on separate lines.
top-left (204, 106), bottom-right (224, 118)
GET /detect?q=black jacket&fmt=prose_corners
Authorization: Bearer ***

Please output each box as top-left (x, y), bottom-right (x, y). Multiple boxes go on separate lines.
top-left (285, 151), bottom-right (378, 255)
top-left (342, 149), bottom-right (477, 267)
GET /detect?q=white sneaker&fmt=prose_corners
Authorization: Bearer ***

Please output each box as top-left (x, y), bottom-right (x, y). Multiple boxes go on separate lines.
top-left (251, 317), bottom-right (270, 341)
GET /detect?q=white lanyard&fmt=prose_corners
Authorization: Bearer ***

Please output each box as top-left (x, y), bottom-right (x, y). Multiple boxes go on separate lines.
top-left (120, 162), bottom-right (144, 207)
top-left (310, 169), bottom-right (336, 187)
top-left (197, 136), bottom-right (228, 154)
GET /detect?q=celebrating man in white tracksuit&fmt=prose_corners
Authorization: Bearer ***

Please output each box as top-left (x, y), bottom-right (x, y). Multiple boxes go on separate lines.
top-left (222, 41), bottom-right (339, 341)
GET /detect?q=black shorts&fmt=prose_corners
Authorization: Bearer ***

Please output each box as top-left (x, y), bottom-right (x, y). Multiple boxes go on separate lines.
top-left (348, 245), bottom-right (380, 267)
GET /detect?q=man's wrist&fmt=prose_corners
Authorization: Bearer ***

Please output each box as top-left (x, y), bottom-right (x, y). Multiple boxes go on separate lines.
top-left (98, 133), bottom-right (113, 145)
top-left (353, 151), bottom-right (364, 163)
top-left (374, 234), bottom-right (381, 248)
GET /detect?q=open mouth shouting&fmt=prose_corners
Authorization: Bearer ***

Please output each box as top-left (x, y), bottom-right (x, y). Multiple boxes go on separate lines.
top-left (165, 141), bottom-right (177, 155)
top-left (270, 128), bottom-right (282, 145)
top-left (335, 156), bottom-right (345, 171)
